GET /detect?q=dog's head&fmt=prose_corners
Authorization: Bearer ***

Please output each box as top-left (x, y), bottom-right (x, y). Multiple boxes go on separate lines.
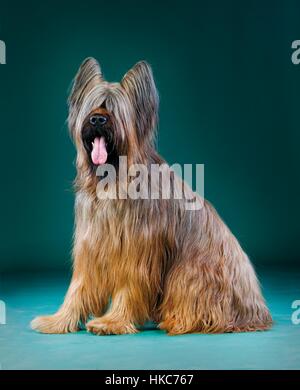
top-left (68, 58), bottom-right (159, 173)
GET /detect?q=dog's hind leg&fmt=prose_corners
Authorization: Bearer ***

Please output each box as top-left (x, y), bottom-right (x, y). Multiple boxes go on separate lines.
top-left (158, 257), bottom-right (234, 334)
top-left (159, 200), bottom-right (272, 335)
top-left (159, 242), bottom-right (272, 335)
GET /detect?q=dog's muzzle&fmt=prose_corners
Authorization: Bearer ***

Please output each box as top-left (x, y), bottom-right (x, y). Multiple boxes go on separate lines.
top-left (82, 114), bottom-right (115, 166)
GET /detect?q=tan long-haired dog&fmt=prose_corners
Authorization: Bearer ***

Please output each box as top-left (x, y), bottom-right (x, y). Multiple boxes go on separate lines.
top-left (31, 58), bottom-right (272, 335)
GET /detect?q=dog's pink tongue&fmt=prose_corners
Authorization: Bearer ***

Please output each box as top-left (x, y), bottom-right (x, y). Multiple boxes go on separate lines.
top-left (91, 137), bottom-right (107, 165)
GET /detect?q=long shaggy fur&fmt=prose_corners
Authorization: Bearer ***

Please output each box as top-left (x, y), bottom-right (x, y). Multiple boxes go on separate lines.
top-left (31, 58), bottom-right (272, 335)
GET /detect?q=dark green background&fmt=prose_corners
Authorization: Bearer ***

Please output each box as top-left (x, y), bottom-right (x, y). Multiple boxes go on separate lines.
top-left (0, 0), bottom-right (299, 272)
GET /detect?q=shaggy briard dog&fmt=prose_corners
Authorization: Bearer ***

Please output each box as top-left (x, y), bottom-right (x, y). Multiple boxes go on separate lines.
top-left (31, 58), bottom-right (272, 335)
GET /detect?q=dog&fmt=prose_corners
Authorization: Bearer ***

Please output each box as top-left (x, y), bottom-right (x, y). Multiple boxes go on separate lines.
top-left (31, 58), bottom-right (272, 335)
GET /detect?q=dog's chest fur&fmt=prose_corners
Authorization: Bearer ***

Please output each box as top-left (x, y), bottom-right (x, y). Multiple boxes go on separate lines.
top-left (74, 189), bottom-right (181, 272)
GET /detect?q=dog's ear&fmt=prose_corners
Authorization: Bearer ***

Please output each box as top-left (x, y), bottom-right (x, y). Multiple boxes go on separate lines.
top-left (121, 61), bottom-right (159, 142)
top-left (68, 57), bottom-right (103, 114)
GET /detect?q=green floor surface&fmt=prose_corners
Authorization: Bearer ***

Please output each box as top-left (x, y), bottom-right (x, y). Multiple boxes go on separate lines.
top-left (0, 268), bottom-right (299, 370)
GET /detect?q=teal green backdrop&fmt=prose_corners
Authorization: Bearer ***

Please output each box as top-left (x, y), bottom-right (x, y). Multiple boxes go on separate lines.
top-left (0, 0), bottom-right (299, 272)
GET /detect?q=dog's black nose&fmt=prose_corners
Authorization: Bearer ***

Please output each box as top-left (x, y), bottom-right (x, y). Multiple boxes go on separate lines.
top-left (89, 114), bottom-right (108, 126)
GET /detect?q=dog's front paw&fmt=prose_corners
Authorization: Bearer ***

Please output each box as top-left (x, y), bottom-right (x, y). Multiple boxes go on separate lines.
top-left (86, 318), bottom-right (138, 335)
top-left (31, 314), bottom-right (79, 334)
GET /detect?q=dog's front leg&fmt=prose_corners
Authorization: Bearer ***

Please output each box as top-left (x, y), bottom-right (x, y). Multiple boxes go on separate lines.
top-left (31, 277), bottom-right (86, 334)
top-left (86, 287), bottom-right (148, 335)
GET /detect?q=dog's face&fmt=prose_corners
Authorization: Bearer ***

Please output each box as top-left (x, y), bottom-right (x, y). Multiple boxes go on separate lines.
top-left (68, 58), bottom-right (159, 173)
